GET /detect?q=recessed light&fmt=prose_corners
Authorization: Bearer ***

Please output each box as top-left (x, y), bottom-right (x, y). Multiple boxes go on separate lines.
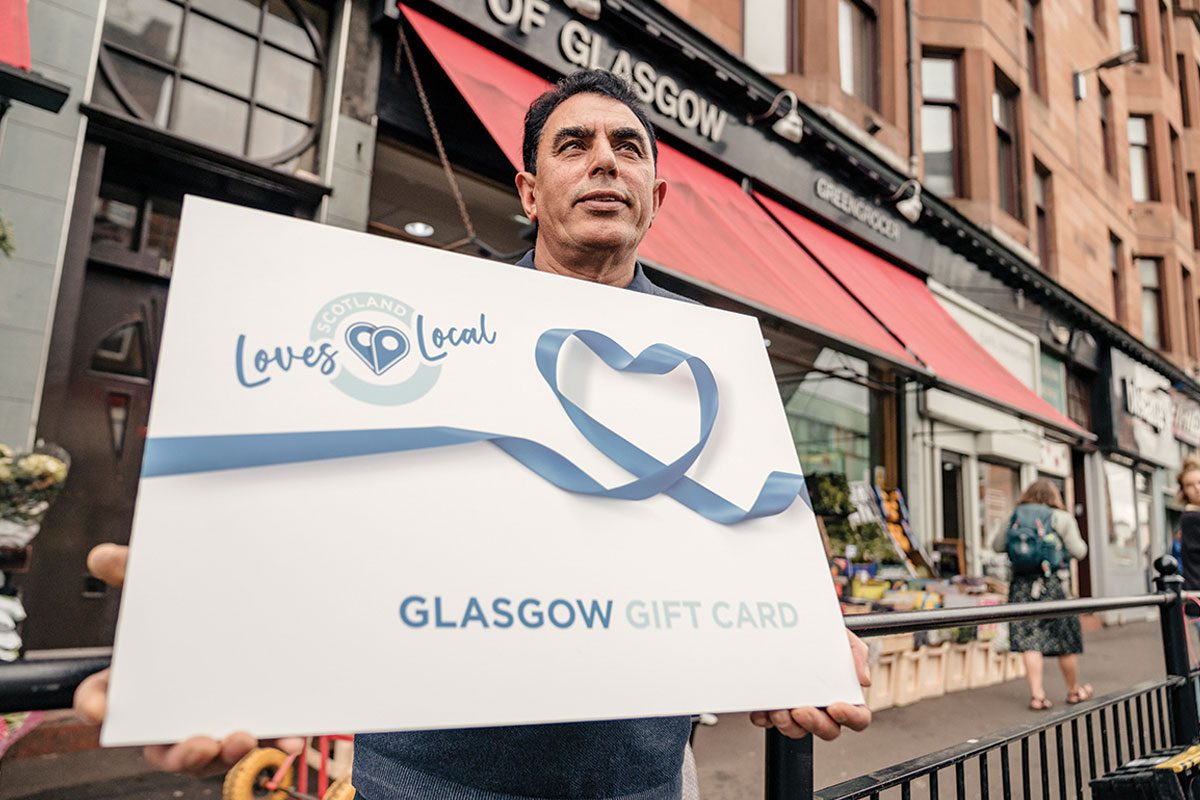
top-left (404, 221), bottom-right (435, 238)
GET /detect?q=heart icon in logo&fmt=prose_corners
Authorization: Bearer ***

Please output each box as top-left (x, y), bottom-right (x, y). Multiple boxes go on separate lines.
top-left (345, 322), bottom-right (411, 376)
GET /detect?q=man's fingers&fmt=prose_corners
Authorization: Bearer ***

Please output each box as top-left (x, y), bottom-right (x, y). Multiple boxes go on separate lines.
top-left (828, 703), bottom-right (872, 732)
top-left (72, 668), bottom-right (109, 724)
top-left (218, 732), bottom-right (258, 767)
top-left (790, 707), bottom-right (841, 741)
top-left (145, 737), bottom-right (223, 776)
top-left (86, 544), bottom-right (128, 588)
top-left (749, 711), bottom-right (772, 728)
top-left (270, 737), bottom-right (306, 755)
top-left (847, 631), bottom-right (871, 688)
top-left (769, 708), bottom-right (804, 738)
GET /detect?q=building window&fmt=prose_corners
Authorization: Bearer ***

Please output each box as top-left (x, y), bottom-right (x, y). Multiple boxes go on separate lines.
top-left (1100, 81), bottom-right (1116, 177)
top-left (1111, 231), bottom-right (1126, 324)
top-left (1034, 161), bottom-right (1053, 270)
top-left (994, 69), bottom-right (1023, 220)
top-left (1184, 268), bottom-right (1198, 358)
top-left (921, 53), bottom-right (961, 197)
top-left (1188, 173), bottom-right (1200, 249)
top-left (1128, 115), bottom-right (1158, 202)
top-left (93, 0), bottom-right (328, 171)
top-left (1138, 256), bottom-right (1166, 349)
top-left (1172, 126), bottom-right (1186, 212)
top-left (1025, 0), bottom-right (1043, 97)
top-left (1180, 56), bottom-right (1192, 127)
top-left (838, 0), bottom-right (878, 109)
top-left (1160, 1), bottom-right (1171, 76)
top-left (1119, 0), bottom-right (1144, 59)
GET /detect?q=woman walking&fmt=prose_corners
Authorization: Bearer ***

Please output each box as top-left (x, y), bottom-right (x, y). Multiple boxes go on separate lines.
top-left (1177, 456), bottom-right (1200, 590)
top-left (991, 479), bottom-right (1090, 710)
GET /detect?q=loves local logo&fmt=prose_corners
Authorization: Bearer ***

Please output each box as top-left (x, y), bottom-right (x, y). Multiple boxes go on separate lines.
top-left (235, 292), bottom-right (496, 405)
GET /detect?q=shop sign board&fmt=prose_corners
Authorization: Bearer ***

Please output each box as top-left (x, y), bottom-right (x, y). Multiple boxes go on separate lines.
top-left (1174, 390), bottom-right (1200, 447)
top-left (1038, 440), bottom-right (1071, 477)
top-left (101, 198), bottom-right (862, 746)
top-left (1108, 349), bottom-right (1178, 468)
top-left (813, 177), bottom-right (901, 241)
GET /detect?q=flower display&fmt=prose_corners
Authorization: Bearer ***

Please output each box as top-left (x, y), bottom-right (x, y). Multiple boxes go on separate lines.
top-left (0, 442), bottom-right (70, 549)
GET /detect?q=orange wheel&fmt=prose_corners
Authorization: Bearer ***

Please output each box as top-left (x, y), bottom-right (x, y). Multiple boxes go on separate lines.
top-left (322, 775), bottom-right (356, 800)
top-left (222, 747), bottom-right (294, 800)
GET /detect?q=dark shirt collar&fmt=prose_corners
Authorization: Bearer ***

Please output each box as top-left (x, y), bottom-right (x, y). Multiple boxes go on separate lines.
top-left (514, 249), bottom-right (656, 294)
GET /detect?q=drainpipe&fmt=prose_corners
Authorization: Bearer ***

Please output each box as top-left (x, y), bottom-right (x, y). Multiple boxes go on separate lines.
top-left (905, 0), bottom-right (918, 177)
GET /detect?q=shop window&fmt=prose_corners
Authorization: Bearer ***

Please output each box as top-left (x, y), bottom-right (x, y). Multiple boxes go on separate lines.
top-left (1066, 370), bottom-right (1094, 430)
top-left (1034, 161), bottom-right (1053, 271)
top-left (774, 349), bottom-right (876, 482)
top-left (91, 180), bottom-right (182, 276)
top-left (921, 53), bottom-right (961, 197)
top-left (993, 69), bottom-right (1023, 221)
top-left (1110, 231), bottom-right (1126, 325)
top-left (1137, 256), bottom-right (1167, 349)
top-left (93, 0), bottom-right (328, 172)
top-left (1024, 0), bottom-right (1043, 98)
top-left (838, 0), bottom-right (878, 110)
top-left (1104, 460), bottom-right (1139, 556)
top-left (979, 460), bottom-right (1021, 570)
top-left (1128, 115), bottom-right (1158, 202)
top-left (368, 138), bottom-right (532, 258)
top-left (1100, 81), bottom-right (1116, 178)
top-left (1039, 351), bottom-right (1067, 415)
top-left (1119, 0), bottom-right (1145, 60)
top-left (91, 322), bottom-right (149, 379)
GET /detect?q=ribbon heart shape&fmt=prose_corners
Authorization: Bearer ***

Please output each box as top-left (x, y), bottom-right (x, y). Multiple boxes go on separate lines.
top-left (143, 329), bottom-right (809, 525)
top-left (346, 322), bottom-right (410, 376)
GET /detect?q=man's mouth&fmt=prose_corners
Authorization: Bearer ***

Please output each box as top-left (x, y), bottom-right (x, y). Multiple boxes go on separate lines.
top-left (576, 190), bottom-right (629, 210)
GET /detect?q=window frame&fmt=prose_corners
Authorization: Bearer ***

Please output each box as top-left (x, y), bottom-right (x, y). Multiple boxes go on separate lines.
top-left (1111, 231), bottom-right (1126, 325)
top-left (920, 51), bottom-right (963, 197)
top-left (1025, 0), bottom-right (1044, 98)
top-left (994, 69), bottom-right (1024, 221)
top-left (1119, 0), bottom-right (1146, 61)
top-left (95, 0), bottom-right (327, 167)
top-left (1172, 125), bottom-right (1186, 212)
top-left (1137, 255), bottom-right (1168, 350)
top-left (1180, 54), bottom-right (1192, 127)
top-left (1100, 81), bottom-right (1117, 178)
top-left (1184, 267), bottom-right (1198, 359)
top-left (1128, 113), bottom-right (1159, 202)
top-left (1034, 160), bottom-right (1053, 270)
top-left (838, 0), bottom-right (880, 110)
top-left (1159, 0), bottom-right (1172, 78)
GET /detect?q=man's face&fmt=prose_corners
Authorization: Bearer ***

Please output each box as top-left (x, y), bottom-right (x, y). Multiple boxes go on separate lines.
top-left (516, 93), bottom-right (666, 260)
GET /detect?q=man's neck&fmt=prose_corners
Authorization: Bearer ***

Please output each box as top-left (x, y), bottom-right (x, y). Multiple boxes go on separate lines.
top-left (532, 242), bottom-right (637, 288)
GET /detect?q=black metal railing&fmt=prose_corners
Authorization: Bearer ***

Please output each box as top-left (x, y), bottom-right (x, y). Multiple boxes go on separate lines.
top-left (0, 559), bottom-right (1195, 800)
top-left (764, 556), bottom-right (1199, 799)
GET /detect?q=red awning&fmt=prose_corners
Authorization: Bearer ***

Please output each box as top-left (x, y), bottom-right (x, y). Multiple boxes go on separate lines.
top-left (0, 0), bottom-right (31, 70)
top-left (402, 6), bottom-right (921, 370)
top-left (756, 193), bottom-right (1087, 436)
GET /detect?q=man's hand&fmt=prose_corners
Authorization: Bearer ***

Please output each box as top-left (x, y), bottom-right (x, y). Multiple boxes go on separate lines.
top-left (72, 543), bottom-right (304, 777)
top-left (748, 630), bottom-right (872, 741)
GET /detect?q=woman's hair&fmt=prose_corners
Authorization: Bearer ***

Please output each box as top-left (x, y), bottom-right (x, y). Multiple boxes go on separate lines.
top-left (1018, 478), bottom-right (1066, 510)
top-left (1177, 455), bottom-right (1200, 503)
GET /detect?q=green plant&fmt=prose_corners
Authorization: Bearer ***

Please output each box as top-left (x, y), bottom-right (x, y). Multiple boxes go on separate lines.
top-left (0, 214), bottom-right (13, 258)
top-left (825, 519), bottom-right (902, 564)
top-left (806, 472), bottom-right (855, 518)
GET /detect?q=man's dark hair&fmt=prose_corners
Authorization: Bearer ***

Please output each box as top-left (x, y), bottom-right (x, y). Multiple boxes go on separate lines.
top-left (522, 69), bottom-right (658, 174)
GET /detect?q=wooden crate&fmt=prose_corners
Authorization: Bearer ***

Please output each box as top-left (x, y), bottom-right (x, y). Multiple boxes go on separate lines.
top-left (877, 632), bottom-right (916, 655)
top-left (1004, 651), bottom-right (1027, 680)
top-left (866, 654), bottom-right (897, 711)
top-left (945, 643), bottom-right (971, 692)
top-left (892, 650), bottom-right (923, 707)
top-left (967, 640), bottom-right (993, 688)
top-left (917, 643), bottom-right (950, 700)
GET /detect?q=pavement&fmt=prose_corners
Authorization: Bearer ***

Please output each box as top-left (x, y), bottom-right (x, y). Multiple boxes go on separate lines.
top-left (0, 618), bottom-right (1166, 799)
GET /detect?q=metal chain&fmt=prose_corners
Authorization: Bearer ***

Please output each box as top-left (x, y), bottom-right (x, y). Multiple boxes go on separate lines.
top-left (396, 23), bottom-right (477, 243)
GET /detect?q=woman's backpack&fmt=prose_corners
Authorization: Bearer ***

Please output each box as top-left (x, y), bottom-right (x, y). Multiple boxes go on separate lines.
top-left (1006, 503), bottom-right (1066, 575)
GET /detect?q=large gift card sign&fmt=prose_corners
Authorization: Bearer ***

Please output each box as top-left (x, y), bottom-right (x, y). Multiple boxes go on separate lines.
top-left (103, 197), bottom-right (861, 746)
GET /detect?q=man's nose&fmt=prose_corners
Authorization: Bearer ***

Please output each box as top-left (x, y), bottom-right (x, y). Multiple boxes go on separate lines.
top-left (587, 140), bottom-right (618, 176)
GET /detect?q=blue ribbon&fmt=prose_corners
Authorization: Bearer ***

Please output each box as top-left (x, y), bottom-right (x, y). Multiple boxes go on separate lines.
top-left (142, 329), bottom-right (810, 525)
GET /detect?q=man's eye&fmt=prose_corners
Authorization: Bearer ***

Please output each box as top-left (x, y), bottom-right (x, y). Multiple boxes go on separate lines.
top-left (560, 141), bottom-right (582, 151)
top-left (619, 143), bottom-right (642, 154)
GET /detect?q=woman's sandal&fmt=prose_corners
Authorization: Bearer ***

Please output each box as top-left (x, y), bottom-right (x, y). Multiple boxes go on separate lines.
top-left (1029, 696), bottom-right (1053, 710)
top-left (1067, 684), bottom-right (1095, 704)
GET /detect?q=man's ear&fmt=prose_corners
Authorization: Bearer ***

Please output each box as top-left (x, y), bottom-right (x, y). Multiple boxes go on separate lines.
top-left (515, 171), bottom-right (538, 223)
top-left (648, 177), bottom-right (667, 222)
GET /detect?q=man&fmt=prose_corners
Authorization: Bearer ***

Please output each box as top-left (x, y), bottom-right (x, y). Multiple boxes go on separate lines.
top-left (75, 70), bottom-right (870, 798)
